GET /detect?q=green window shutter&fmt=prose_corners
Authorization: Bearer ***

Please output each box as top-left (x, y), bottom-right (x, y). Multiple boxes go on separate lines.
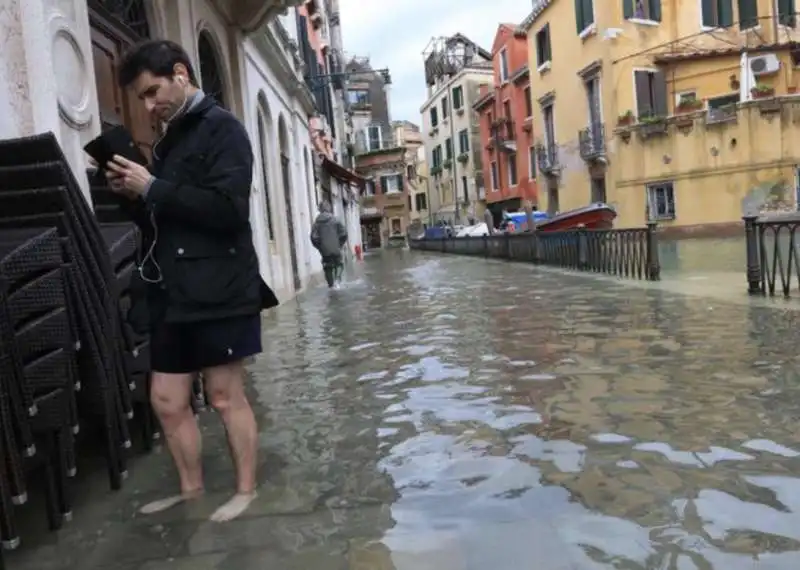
top-left (583, 0), bottom-right (595, 26)
top-left (575, 0), bottom-right (584, 32)
top-left (718, 0), bottom-right (733, 26)
top-left (701, 0), bottom-right (714, 26)
top-left (623, 0), bottom-right (634, 18)
top-left (779, 0), bottom-right (795, 26)
top-left (738, 0), bottom-right (757, 29)
top-left (397, 174), bottom-right (404, 191)
top-left (649, 0), bottom-right (662, 21)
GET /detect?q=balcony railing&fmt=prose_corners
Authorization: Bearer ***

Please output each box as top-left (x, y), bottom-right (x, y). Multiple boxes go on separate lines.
top-left (579, 122), bottom-right (605, 160)
top-left (354, 125), bottom-right (402, 155)
top-left (536, 142), bottom-right (559, 174)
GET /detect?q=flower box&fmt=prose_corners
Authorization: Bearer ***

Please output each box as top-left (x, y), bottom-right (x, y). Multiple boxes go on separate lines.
top-left (751, 85), bottom-right (775, 99)
top-left (457, 153), bottom-right (469, 163)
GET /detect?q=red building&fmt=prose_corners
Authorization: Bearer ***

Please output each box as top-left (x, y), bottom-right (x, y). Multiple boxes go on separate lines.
top-left (473, 23), bottom-right (537, 220)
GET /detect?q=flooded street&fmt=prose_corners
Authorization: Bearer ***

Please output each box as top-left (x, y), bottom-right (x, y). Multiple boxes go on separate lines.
top-left (11, 249), bottom-right (800, 569)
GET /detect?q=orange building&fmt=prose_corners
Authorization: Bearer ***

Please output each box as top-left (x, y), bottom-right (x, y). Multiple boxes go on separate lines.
top-left (474, 23), bottom-right (537, 220)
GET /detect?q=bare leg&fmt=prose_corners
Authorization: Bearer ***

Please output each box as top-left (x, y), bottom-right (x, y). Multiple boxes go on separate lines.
top-left (140, 372), bottom-right (204, 514)
top-left (204, 361), bottom-right (258, 522)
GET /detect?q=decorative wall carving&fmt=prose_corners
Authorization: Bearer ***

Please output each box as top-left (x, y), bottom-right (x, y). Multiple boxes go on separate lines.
top-left (50, 13), bottom-right (92, 129)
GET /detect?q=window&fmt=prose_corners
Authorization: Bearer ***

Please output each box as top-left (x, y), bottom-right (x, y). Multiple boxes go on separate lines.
top-left (536, 24), bottom-right (552, 67)
top-left (430, 107), bottom-right (439, 127)
top-left (499, 48), bottom-right (510, 81)
top-left (256, 111), bottom-right (275, 240)
top-left (366, 125), bottom-right (382, 151)
top-left (347, 89), bottom-right (370, 105)
top-left (543, 104), bottom-right (555, 146)
top-left (737, 0), bottom-right (758, 28)
top-left (458, 129), bottom-right (469, 154)
top-left (700, 0), bottom-right (733, 28)
top-left (415, 193), bottom-right (428, 211)
top-left (507, 153), bottom-right (518, 186)
top-left (461, 176), bottom-right (469, 203)
top-left (634, 70), bottom-right (667, 118)
top-left (528, 145), bottom-right (537, 179)
top-left (646, 182), bottom-right (675, 220)
top-left (445, 138), bottom-right (453, 159)
top-left (432, 145), bottom-right (442, 167)
top-left (586, 75), bottom-right (601, 123)
top-left (391, 218), bottom-right (402, 235)
top-left (503, 99), bottom-right (512, 122)
top-left (381, 173), bottom-right (403, 193)
top-left (575, 0), bottom-right (595, 33)
top-left (490, 161), bottom-right (499, 190)
top-left (623, 0), bottom-right (662, 22)
top-left (778, 0), bottom-right (796, 26)
top-left (407, 164), bottom-right (415, 180)
top-left (364, 179), bottom-right (376, 196)
top-left (675, 90), bottom-right (697, 105)
top-left (708, 93), bottom-right (739, 109)
top-left (524, 86), bottom-right (533, 117)
top-left (441, 96), bottom-right (449, 119)
top-left (487, 112), bottom-right (494, 129)
top-left (452, 85), bottom-right (464, 109)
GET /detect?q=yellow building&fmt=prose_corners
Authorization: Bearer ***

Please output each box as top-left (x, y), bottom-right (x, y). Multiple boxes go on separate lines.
top-left (523, 0), bottom-right (800, 235)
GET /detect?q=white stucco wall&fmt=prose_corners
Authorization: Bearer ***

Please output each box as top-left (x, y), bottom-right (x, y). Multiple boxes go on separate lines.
top-left (242, 32), bottom-right (321, 302)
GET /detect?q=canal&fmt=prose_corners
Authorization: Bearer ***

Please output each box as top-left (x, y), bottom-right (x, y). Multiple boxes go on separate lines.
top-left (9, 248), bottom-right (800, 569)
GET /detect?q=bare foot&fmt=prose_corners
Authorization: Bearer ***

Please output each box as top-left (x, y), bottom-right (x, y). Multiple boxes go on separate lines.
top-left (209, 491), bottom-right (257, 522)
top-left (139, 489), bottom-right (204, 515)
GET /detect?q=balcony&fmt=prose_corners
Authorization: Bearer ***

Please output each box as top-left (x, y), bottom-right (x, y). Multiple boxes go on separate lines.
top-left (209, 0), bottom-right (305, 33)
top-left (578, 122), bottom-right (605, 160)
top-left (354, 124), bottom-right (402, 155)
top-left (536, 142), bottom-right (559, 174)
top-left (491, 119), bottom-right (516, 152)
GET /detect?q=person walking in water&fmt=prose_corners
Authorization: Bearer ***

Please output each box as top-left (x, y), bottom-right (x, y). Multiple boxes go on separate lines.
top-left (311, 201), bottom-right (347, 289)
top-left (102, 39), bottom-right (278, 522)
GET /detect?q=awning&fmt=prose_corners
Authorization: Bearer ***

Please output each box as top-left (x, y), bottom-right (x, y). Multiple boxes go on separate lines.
top-left (209, 0), bottom-right (305, 33)
top-left (322, 157), bottom-right (366, 189)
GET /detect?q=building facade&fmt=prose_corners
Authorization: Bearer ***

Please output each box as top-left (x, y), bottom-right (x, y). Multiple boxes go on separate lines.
top-left (421, 35), bottom-right (493, 225)
top-left (523, 0), bottom-right (800, 235)
top-left (408, 145), bottom-right (431, 229)
top-left (474, 23), bottom-right (537, 225)
top-left (0, 0), bottom-right (378, 303)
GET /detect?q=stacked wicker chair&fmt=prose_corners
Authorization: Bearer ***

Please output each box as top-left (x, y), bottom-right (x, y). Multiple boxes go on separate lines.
top-left (0, 132), bottom-right (157, 562)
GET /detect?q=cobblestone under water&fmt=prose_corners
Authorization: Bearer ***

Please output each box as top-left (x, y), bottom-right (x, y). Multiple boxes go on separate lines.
top-left (8, 250), bottom-right (800, 569)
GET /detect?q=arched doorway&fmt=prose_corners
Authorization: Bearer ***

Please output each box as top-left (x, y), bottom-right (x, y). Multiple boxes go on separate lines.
top-left (257, 95), bottom-right (276, 242)
top-left (279, 117), bottom-right (301, 291)
top-left (197, 30), bottom-right (227, 108)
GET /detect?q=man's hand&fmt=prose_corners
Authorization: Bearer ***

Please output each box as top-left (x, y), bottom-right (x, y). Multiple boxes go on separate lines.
top-left (107, 155), bottom-right (153, 197)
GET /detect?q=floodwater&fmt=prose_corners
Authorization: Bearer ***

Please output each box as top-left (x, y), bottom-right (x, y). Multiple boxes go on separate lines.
top-left (10, 249), bottom-right (800, 569)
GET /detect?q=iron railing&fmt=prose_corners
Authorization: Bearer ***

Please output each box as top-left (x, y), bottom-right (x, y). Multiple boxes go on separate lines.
top-left (409, 224), bottom-right (660, 281)
top-left (744, 213), bottom-right (800, 297)
top-left (536, 142), bottom-right (559, 174)
top-left (579, 123), bottom-right (605, 160)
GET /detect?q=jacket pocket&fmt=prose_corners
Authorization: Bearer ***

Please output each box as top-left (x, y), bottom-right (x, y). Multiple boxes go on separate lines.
top-left (171, 240), bottom-right (246, 306)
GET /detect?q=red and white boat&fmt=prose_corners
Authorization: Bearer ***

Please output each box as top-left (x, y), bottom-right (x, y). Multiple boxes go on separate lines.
top-left (536, 202), bottom-right (616, 232)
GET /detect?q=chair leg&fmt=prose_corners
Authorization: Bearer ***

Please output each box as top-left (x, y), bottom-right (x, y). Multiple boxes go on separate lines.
top-left (41, 439), bottom-right (63, 532)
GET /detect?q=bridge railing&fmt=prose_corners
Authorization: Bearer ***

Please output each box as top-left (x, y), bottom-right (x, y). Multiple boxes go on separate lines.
top-left (409, 223), bottom-right (661, 281)
top-left (744, 213), bottom-right (800, 297)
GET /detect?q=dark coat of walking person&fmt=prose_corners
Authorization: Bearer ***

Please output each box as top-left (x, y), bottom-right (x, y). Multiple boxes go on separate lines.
top-left (311, 201), bottom-right (347, 288)
top-left (99, 39), bottom-right (277, 523)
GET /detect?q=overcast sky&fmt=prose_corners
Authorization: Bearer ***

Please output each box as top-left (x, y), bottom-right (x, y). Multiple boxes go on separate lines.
top-left (338, 0), bottom-right (533, 124)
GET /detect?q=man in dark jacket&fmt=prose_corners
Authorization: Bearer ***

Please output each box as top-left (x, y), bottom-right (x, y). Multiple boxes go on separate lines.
top-left (310, 201), bottom-right (347, 288)
top-left (103, 39), bottom-right (276, 523)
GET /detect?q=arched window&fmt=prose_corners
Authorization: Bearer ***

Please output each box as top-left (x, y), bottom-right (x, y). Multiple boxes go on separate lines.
top-left (197, 30), bottom-right (227, 108)
top-left (256, 109), bottom-right (275, 239)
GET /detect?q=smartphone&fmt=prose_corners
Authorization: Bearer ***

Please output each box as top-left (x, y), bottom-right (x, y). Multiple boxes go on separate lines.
top-left (84, 125), bottom-right (147, 168)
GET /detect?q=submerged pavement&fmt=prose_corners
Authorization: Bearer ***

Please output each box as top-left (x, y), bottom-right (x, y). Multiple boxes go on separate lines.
top-left (9, 249), bottom-right (800, 569)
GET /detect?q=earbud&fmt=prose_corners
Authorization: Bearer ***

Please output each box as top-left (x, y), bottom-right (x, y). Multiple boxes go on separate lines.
top-left (177, 76), bottom-right (186, 86)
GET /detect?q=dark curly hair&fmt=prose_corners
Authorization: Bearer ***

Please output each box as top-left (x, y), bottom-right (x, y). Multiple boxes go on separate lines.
top-left (118, 39), bottom-right (198, 88)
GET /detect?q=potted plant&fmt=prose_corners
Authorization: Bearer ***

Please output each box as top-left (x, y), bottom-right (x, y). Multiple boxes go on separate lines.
top-left (751, 83), bottom-right (775, 99)
top-left (617, 110), bottom-right (635, 126)
top-left (456, 107), bottom-right (465, 116)
top-left (430, 165), bottom-right (442, 176)
top-left (457, 152), bottom-right (469, 164)
top-left (675, 96), bottom-right (703, 114)
top-left (443, 158), bottom-right (453, 169)
top-left (638, 114), bottom-right (667, 136)
top-left (790, 86), bottom-right (798, 94)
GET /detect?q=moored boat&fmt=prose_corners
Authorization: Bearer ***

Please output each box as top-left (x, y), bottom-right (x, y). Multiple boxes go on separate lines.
top-left (536, 202), bottom-right (616, 232)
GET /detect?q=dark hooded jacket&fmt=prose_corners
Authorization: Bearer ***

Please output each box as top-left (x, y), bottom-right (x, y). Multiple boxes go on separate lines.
top-left (311, 207), bottom-right (347, 257)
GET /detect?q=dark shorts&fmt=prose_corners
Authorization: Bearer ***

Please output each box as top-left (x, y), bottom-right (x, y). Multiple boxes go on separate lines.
top-left (150, 313), bottom-right (262, 374)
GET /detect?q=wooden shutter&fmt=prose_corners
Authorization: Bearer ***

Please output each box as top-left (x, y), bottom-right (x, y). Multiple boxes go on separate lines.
top-left (779, 0), bottom-right (795, 26)
top-left (701, 0), bottom-right (714, 26)
top-left (719, 0), bottom-right (733, 26)
top-left (652, 71), bottom-right (668, 116)
top-left (545, 26), bottom-right (552, 60)
top-left (379, 175), bottom-right (387, 194)
top-left (581, 0), bottom-right (594, 27)
top-left (738, 0), bottom-right (757, 28)
top-left (397, 174), bottom-right (404, 192)
top-left (575, 0), bottom-right (584, 32)
top-left (634, 71), bottom-right (653, 118)
top-left (649, 0), bottom-right (662, 21)
top-left (623, 0), bottom-right (634, 18)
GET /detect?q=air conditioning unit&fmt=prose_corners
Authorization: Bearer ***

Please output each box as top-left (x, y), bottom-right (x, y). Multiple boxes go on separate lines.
top-left (750, 53), bottom-right (780, 76)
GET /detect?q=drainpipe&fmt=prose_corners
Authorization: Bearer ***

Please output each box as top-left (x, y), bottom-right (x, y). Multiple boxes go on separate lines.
top-left (446, 89), bottom-right (459, 223)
